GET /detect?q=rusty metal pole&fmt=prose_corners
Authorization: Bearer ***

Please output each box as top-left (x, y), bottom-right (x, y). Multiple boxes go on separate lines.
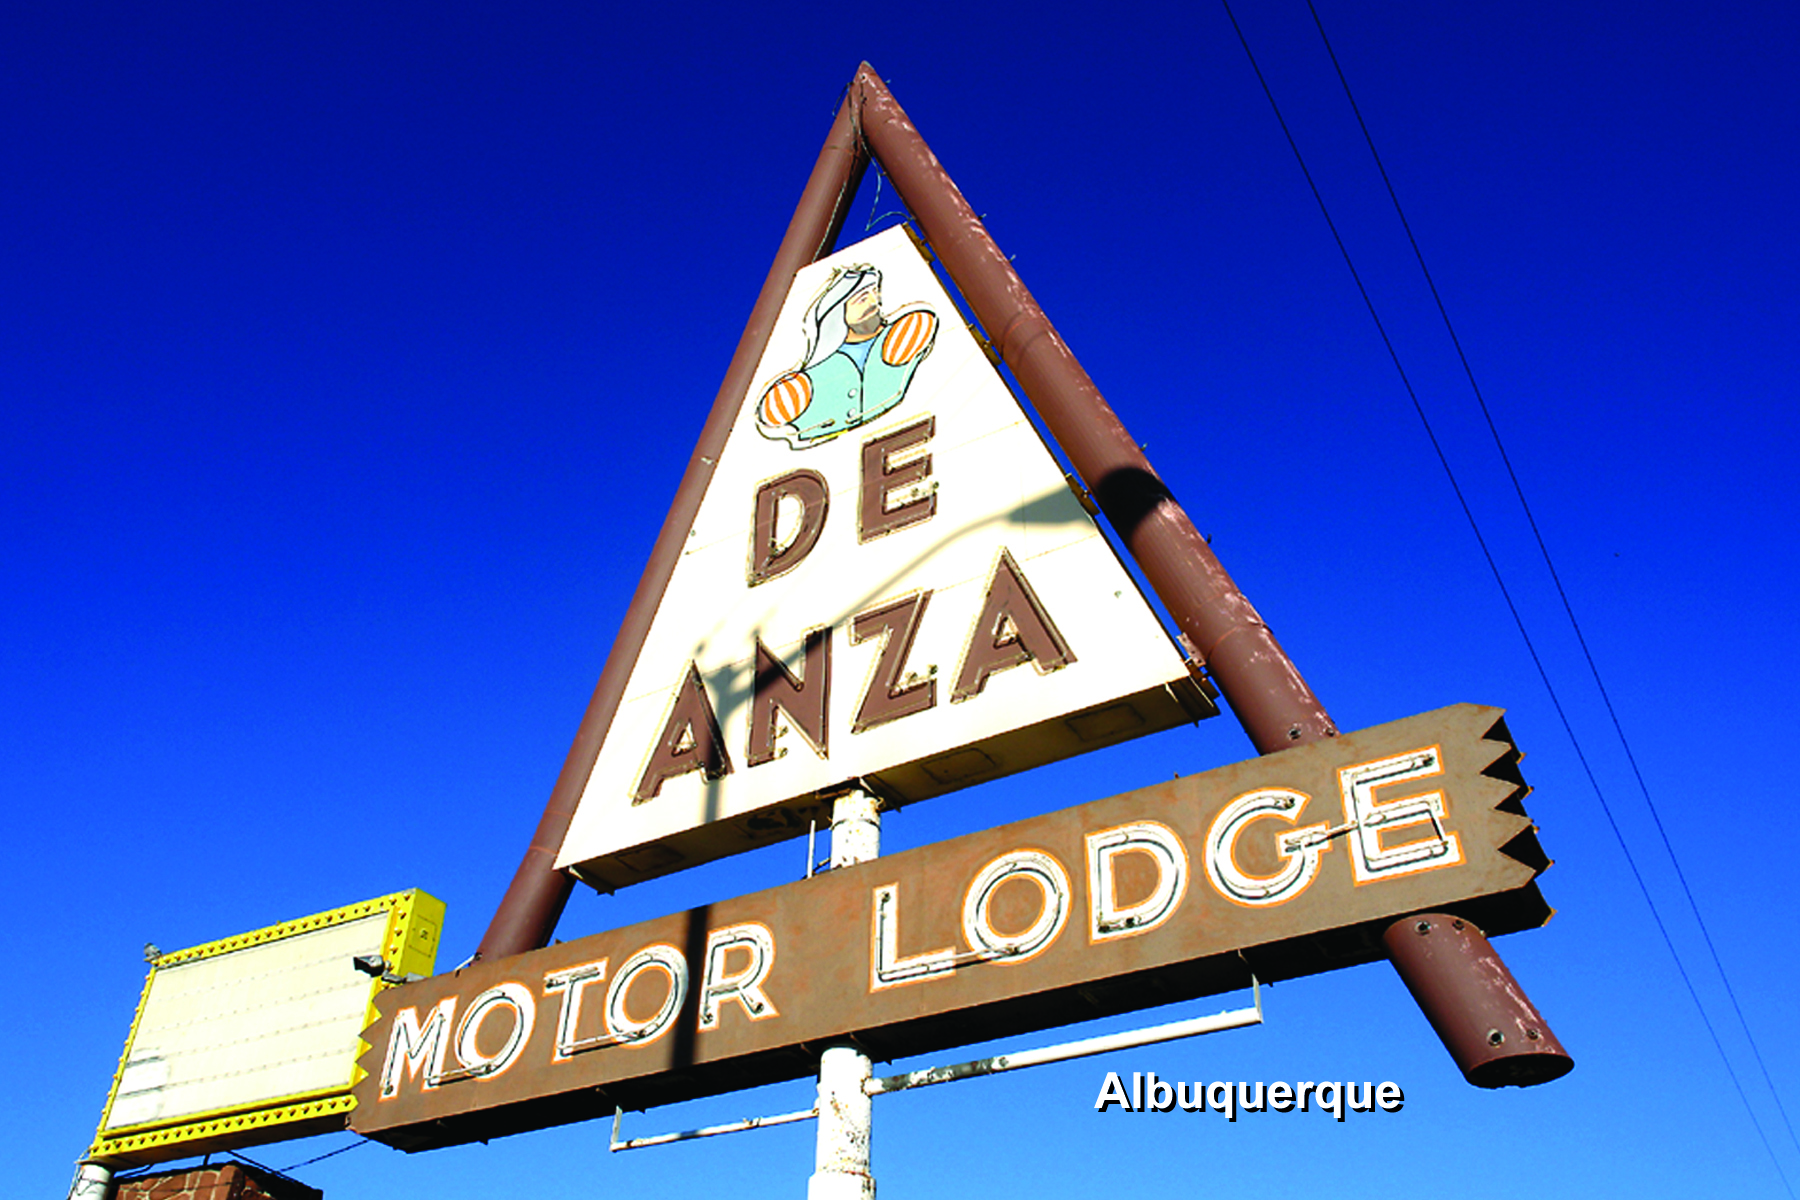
top-left (851, 65), bottom-right (1330, 755)
top-left (1383, 914), bottom-right (1571, 1086)
top-left (849, 64), bottom-right (1569, 1086)
top-left (474, 92), bottom-right (871, 963)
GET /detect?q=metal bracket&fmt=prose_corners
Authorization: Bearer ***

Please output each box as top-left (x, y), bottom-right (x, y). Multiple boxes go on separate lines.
top-left (605, 981), bottom-right (1263, 1150)
top-left (1281, 803), bottom-right (1450, 859)
top-left (431, 1062), bottom-right (500, 1086)
top-left (1063, 472), bottom-right (1100, 516)
top-left (940, 945), bottom-right (1021, 969)
top-left (609, 1103), bottom-right (820, 1153)
top-left (967, 321), bottom-right (1002, 367)
top-left (866, 978), bottom-right (1263, 1097)
top-left (558, 1030), bottom-right (640, 1057)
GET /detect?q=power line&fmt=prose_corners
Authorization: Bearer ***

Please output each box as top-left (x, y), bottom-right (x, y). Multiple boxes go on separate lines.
top-left (278, 1138), bottom-right (371, 1172)
top-left (1300, 0), bottom-right (1800, 1166)
top-left (1216, 2), bottom-right (1796, 1194)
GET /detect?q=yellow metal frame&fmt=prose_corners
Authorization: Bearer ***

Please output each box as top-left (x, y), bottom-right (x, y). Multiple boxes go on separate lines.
top-left (89, 888), bottom-right (444, 1166)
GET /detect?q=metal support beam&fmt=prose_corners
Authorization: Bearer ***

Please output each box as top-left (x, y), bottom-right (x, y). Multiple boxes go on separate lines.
top-left (1383, 913), bottom-right (1572, 1087)
top-left (868, 988), bottom-right (1262, 1097)
top-left (474, 84), bottom-right (871, 963)
top-left (844, 63), bottom-right (1569, 1087)
top-left (808, 790), bottom-right (880, 1200)
top-left (849, 65), bottom-right (1331, 756)
top-left (611, 1104), bottom-right (820, 1153)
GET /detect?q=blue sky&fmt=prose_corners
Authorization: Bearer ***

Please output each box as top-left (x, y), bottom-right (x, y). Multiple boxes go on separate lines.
top-left (7, 1), bottom-right (1797, 1196)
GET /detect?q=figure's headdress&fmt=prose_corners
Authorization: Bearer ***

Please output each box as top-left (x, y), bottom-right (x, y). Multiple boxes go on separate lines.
top-left (802, 264), bottom-right (881, 368)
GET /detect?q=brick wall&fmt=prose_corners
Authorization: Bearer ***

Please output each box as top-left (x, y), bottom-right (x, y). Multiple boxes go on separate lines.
top-left (115, 1162), bottom-right (321, 1200)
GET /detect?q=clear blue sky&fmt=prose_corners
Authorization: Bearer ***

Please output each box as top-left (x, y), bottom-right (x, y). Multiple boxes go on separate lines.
top-left (7, 1), bottom-right (1797, 1196)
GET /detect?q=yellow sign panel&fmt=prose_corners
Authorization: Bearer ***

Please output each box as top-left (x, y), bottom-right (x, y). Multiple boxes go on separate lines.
top-left (90, 889), bottom-right (443, 1167)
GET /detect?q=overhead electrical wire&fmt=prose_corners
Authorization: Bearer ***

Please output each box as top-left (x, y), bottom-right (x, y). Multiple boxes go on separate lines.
top-left (1301, 0), bottom-right (1800, 1168)
top-left (277, 1137), bottom-right (370, 1172)
top-left (1216, 1), bottom-right (1797, 1193)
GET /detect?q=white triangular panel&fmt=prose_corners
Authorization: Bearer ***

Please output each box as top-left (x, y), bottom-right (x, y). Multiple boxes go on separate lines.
top-left (558, 227), bottom-right (1211, 887)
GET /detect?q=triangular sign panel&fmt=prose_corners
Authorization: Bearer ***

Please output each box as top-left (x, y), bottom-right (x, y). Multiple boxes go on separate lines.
top-left (557, 227), bottom-right (1214, 887)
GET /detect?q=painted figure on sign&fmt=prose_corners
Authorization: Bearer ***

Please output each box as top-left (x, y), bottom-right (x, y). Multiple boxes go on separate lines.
top-left (757, 263), bottom-right (938, 448)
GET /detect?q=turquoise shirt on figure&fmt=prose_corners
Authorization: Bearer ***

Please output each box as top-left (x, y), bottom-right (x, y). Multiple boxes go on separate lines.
top-left (758, 263), bottom-right (938, 449)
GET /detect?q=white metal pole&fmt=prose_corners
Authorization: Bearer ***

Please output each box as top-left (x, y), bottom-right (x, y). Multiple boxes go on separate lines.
top-left (66, 1160), bottom-right (112, 1200)
top-left (826, 788), bottom-right (880, 870)
top-left (807, 788), bottom-right (880, 1200)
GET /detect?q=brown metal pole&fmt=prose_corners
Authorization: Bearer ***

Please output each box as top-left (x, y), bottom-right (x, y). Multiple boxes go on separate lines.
top-left (474, 89), bottom-right (871, 963)
top-left (850, 65), bottom-right (1570, 1085)
top-left (850, 66), bottom-right (1331, 755)
top-left (1383, 914), bottom-right (1572, 1086)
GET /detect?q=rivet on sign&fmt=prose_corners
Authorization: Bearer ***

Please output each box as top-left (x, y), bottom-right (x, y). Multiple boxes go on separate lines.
top-left (1288, 726), bottom-right (1302, 740)
top-left (1415, 920), bottom-right (1432, 935)
top-left (1526, 1028), bottom-right (1542, 1041)
top-left (1487, 1029), bottom-right (1505, 1046)
top-left (1452, 918), bottom-right (1465, 931)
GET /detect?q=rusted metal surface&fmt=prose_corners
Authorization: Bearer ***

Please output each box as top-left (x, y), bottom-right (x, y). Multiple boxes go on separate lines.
top-left (846, 65), bottom-right (1334, 756)
top-left (473, 85), bottom-right (872, 963)
top-left (810, 1046), bottom-right (874, 1200)
top-left (1382, 912), bottom-right (1572, 1087)
top-left (355, 705), bottom-right (1551, 1150)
